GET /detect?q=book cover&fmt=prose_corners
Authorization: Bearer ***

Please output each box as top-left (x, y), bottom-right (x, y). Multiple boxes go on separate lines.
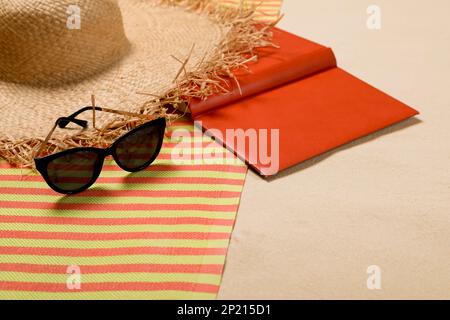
top-left (190, 28), bottom-right (419, 176)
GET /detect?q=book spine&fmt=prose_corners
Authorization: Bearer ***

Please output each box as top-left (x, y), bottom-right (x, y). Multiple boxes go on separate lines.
top-left (190, 47), bottom-right (337, 117)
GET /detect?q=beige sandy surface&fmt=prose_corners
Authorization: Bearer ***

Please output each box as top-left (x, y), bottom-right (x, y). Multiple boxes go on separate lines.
top-left (218, 0), bottom-right (450, 299)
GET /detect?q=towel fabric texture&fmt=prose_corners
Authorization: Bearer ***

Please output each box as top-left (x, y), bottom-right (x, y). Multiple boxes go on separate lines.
top-left (0, 121), bottom-right (247, 299)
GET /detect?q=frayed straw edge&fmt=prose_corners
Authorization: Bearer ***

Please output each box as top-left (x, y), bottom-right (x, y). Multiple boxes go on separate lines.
top-left (148, 0), bottom-right (279, 109)
top-left (0, 0), bottom-right (279, 169)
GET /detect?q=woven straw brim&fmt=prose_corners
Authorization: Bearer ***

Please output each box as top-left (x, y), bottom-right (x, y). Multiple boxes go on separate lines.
top-left (0, 1), bottom-right (223, 138)
top-left (0, 0), bottom-right (275, 167)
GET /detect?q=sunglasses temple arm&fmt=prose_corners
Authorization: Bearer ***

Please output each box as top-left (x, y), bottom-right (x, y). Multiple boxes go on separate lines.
top-left (92, 95), bottom-right (97, 130)
top-left (64, 106), bottom-right (156, 123)
top-left (65, 97), bottom-right (158, 125)
top-left (34, 117), bottom-right (88, 158)
top-left (96, 106), bottom-right (169, 138)
top-left (100, 107), bottom-right (157, 120)
top-left (35, 98), bottom-right (162, 157)
top-left (34, 123), bottom-right (58, 158)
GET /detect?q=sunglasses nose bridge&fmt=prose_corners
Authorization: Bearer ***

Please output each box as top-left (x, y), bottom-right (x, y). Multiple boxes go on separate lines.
top-left (34, 158), bottom-right (44, 172)
top-left (105, 145), bottom-right (113, 155)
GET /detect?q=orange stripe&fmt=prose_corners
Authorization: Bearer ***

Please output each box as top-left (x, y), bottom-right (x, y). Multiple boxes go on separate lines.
top-left (0, 201), bottom-right (238, 212)
top-left (0, 175), bottom-right (244, 186)
top-left (0, 188), bottom-right (242, 198)
top-left (0, 215), bottom-right (235, 226)
top-left (0, 281), bottom-right (219, 293)
top-left (0, 230), bottom-right (231, 241)
top-left (119, 153), bottom-right (229, 161)
top-left (0, 263), bottom-right (223, 275)
top-left (38, 162), bottom-right (240, 172)
top-left (0, 163), bottom-right (247, 173)
top-left (164, 141), bottom-right (221, 148)
top-left (0, 116), bottom-right (247, 298)
top-left (0, 246), bottom-right (227, 257)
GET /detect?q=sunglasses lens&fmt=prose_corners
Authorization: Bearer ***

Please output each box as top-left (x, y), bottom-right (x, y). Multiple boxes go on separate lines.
top-left (46, 151), bottom-right (100, 193)
top-left (114, 123), bottom-right (164, 171)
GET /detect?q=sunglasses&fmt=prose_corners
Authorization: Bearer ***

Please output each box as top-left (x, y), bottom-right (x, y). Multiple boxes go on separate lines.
top-left (34, 99), bottom-right (166, 195)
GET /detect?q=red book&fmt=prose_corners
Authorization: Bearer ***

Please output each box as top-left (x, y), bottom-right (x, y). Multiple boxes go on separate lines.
top-left (190, 28), bottom-right (419, 176)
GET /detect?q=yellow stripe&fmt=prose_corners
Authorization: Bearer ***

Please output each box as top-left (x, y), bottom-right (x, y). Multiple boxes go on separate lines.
top-left (151, 158), bottom-right (243, 165)
top-left (0, 208), bottom-right (235, 219)
top-left (0, 291), bottom-right (216, 300)
top-left (0, 169), bottom-right (245, 179)
top-left (165, 138), bottom-right (224, 145)
top-left (0, 117), bottom-right (247, 299)
top-left (0, 195), bottom-right (240, 205)
top-left (0, 272), bottom-right (221, 285)
top-left (167, 125), bottom-right (203, 132)
top-left (160, 147), bottom-right (228, 154)
top-left (0, 160), bottom-right (244, 175)
top-left (106, 170), bottom-right (244, 179)
top-left (0, 255), bottom-right (226, 265)
top-left (0, 222), bottom-right (233, 233)
top-left (0, 238), bottom-right (230, 249)
top-left (0, 181), bottom-right (244, 191)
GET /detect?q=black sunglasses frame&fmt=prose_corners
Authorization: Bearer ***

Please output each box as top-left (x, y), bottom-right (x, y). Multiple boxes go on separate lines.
top-left (35, 114), bottom-right (166, 195)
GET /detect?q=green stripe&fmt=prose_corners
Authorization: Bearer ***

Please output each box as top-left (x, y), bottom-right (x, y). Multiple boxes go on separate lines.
top-left (0, 291), bottom-right (216, 300)
top-left (0, 170), bottom-right (245, 180)
top-left (0, 181), bottom-right (244, 191)
top-left (0, 238), bottom-right (230, 249)
top-left (164, 138), bottom-right (226, 143)
top-left (163, 134), bottom-right (223, 141)
top-left (0, 120), bottom-right (242, 300)
top-left (0, 159), bottom-right (244, 172)
top-left (157, 158), bottom-right (242, 165)
top-left (0, 169), bottom-right (245, 179)
top-left (0, 255), bottom-right (226, 265)
top-left (0, 195), bottom-right (240, 205)
top-left (0, 223), bottom-right (233, 233)
top-left (167, 125), bottom-right (198, 131)
top-left (0, 272), bottom-right (221, 285)
top-left (160, 147), bottom-right (228, 154)
top-left (0, 208), bottom-right (236, 219)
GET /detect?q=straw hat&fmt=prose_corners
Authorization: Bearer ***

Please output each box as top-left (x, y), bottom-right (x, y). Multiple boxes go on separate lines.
top-left (0, 0), bottom-right (273, 167)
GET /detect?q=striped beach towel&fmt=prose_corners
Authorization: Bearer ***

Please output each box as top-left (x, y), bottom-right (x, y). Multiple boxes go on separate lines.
top-left (217, 0), bottom-right (283, 22)
top-left (0, 120), bottom-right (247, 299)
